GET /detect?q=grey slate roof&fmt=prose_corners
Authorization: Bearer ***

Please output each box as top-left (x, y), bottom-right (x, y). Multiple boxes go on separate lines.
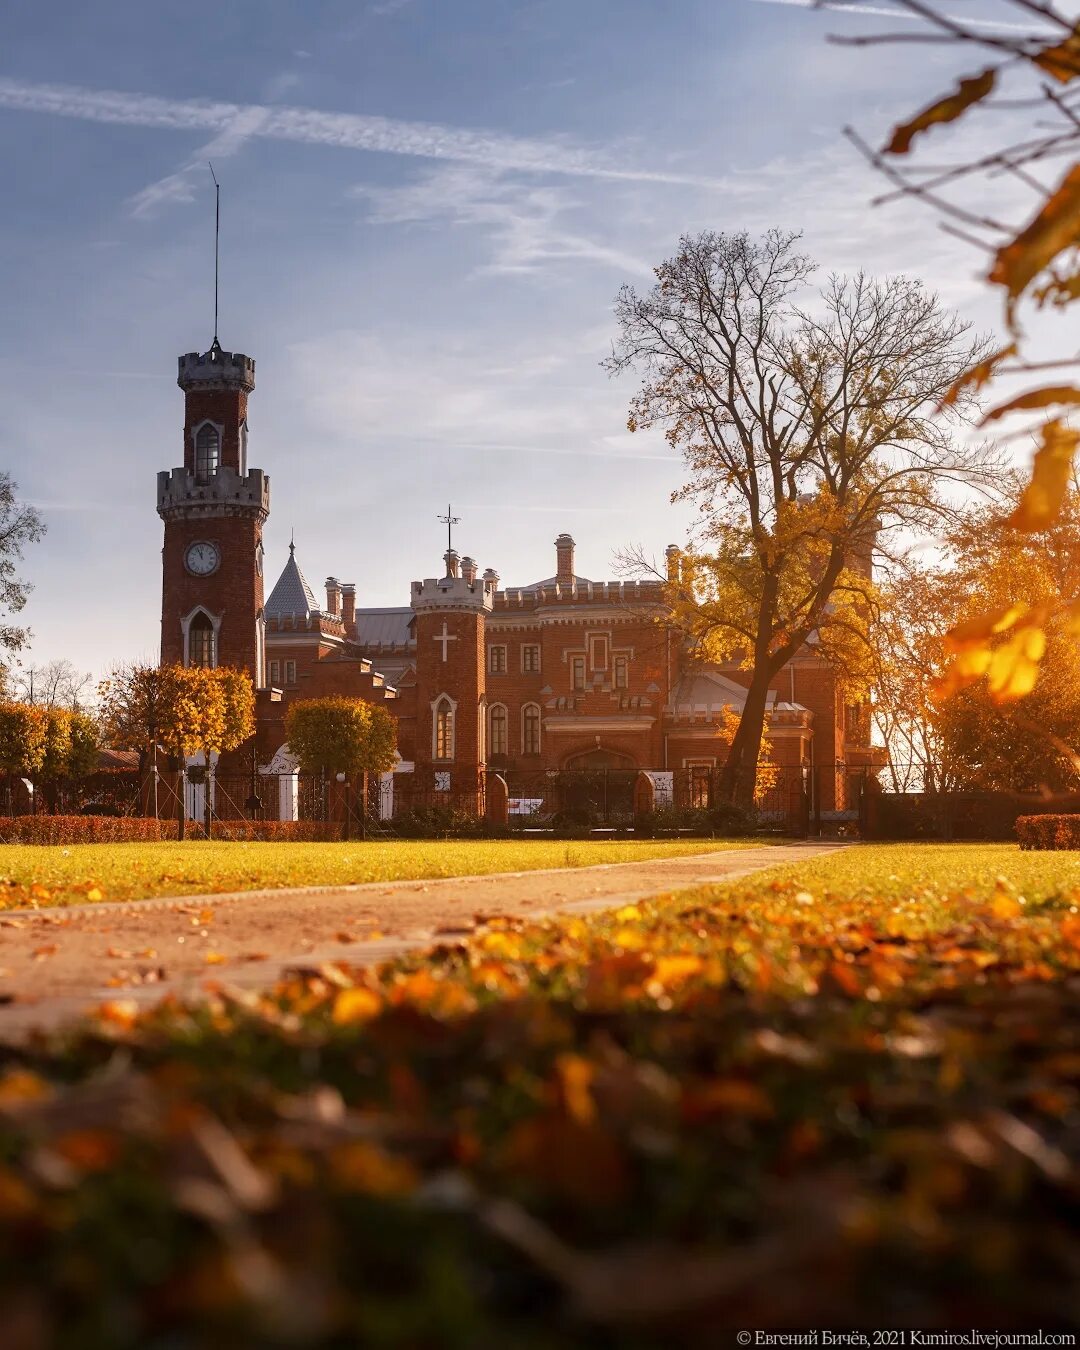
top-left (266, 547), bottom-right (321, 618)
top-left (354, 608), bottom-right (414, 648)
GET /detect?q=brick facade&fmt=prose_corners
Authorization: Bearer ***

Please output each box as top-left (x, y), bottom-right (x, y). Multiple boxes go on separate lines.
top-left (158, 340), bottom-right (884, 800)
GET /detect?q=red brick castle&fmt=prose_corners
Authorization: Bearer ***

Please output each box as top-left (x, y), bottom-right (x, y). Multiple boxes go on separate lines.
top-left (159, 338), bottom-right (881, 821)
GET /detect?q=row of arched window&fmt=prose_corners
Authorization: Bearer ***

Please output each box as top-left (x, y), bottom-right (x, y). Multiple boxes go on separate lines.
top-left (489, 702), bottom-right (541, 757)
top-left (431, 697), bottom-right (542, 762)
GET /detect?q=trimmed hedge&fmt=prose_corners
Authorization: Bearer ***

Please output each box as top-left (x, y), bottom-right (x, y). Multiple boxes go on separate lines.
top-left (1015, 814), bottom-right (1080, 850)
top-left (0, 816), bottom-right (345, 845)
top-left (0, 816), bottom-right (173, 845)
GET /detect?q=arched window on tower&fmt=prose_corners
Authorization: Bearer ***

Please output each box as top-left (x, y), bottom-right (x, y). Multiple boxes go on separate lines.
top-left (194, 423), bottom-right (220, 483)
top-left (188, 611), bottom-right (217, 668)
top-left (488, 703), bottom-right (508, 757)
top-left (434, 696), bottom-right (455, 761)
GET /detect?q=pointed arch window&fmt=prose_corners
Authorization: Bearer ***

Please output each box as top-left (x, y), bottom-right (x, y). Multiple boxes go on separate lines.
top-left (188, 611), bottom-right (217, 668)
top-left (194, 423), bottom-right (220, 483)
top-left (488, 703), bottom-right (508, 757)
top-left (434, 696), bottom-right (455, 761)
top-left (521, 702), bottom-right (541, 756)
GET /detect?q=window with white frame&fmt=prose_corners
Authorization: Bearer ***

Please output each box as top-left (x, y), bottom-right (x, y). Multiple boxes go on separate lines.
top-left (685, 758), bottom-right (715, 809)
top-left (571, 655), bottom-right (586, 691)
top-left (488, 644), bottom-right (507, 674)
top-left (521, 644), bottom-right (540, 673)
top-left (589, 635), bottom-right (609, 670)
top-left (188, 612), bottom-right (216, 668)
top-left (434, 696), bottom-right (455, 760)
top-left (285, 660), bottom-right (297, 686)
top-left (613, 653), bottom-right (629, 689)
top-left (194, 423), bottom-right (220, 483)
top-left (489, 703), bottom-right (508, 756)
top-left (269, 659), bottom-right (281, 686)
top-left (521, 703), bottom-right (541, 755)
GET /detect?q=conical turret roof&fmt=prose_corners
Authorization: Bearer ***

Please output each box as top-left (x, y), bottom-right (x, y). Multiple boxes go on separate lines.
top-left (266, 543), bottom-right (320, 618)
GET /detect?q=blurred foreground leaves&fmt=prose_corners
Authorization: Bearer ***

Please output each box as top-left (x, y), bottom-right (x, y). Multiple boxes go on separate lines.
top-left (1, 867), bottom-right (1079, 1345)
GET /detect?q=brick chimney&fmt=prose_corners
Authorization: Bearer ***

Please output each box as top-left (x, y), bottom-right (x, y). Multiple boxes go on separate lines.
top-left (461, 556), bottom-right (478, 585)
top-left (665, 544), bottom-right (682, 584)
top-left (555, 533), bottom-right (575, 585)
top-left (325, 576), bottom-right (341, 617)
top-left (444, 549), bottom-right (460, 579)
top-left (341, 582), bottom-right (356, 632)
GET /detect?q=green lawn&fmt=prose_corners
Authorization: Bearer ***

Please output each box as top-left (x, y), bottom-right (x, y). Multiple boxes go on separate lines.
top-left (0, 836), bottom-right (761, 910)
top-left (736, 839), bottom-right (1080, 907)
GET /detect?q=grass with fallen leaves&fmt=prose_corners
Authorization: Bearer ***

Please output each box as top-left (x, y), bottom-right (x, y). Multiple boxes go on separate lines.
top-left (0, 837), bottom-right (760, 910)
top-left (0, 842), bottom-right (1078, 1344)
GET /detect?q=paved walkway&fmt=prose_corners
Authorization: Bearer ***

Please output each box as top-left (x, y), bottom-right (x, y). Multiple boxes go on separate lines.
top-left (0, 841), bottom-right (850, 1040)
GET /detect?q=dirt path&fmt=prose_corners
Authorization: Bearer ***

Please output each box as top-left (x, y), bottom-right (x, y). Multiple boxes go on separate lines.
top-left (0, 841), bottom-right (849, 1040)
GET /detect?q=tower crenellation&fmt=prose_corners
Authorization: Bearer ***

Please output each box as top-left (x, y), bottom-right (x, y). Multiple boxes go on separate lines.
top-left (177, 345), bottom-right (255, 394)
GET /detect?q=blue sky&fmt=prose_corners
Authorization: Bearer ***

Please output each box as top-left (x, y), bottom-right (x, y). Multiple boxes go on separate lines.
top-left (0, 0), bottom-right (1035, 681)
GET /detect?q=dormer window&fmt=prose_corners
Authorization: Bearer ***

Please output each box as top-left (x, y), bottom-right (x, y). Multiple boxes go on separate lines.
top-left (194, 423), bottom-right (220, 483)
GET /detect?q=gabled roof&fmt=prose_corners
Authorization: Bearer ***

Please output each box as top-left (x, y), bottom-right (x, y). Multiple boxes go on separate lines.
top-left (266, 545), bottom-right (320, 619)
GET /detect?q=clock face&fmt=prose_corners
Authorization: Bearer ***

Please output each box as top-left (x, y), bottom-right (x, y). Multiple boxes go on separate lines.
top-left (185, 541), bottom-right (220, 576)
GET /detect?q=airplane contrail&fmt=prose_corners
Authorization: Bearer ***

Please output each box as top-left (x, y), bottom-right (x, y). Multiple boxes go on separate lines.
top-left (0, 76), bottom-right (725, 189)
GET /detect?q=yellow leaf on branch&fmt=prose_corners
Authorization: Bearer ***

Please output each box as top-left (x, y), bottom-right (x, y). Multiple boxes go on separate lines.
top-left (981, 385), bottom-right (1080, 425)
top-left (986, 621), bottom-right (1047, 701)
top-left (1008, 421), bottom-right (1080, 532)
top-left (885, 68), bottom-right (995, 155)
top-left (989, 163), bottom-right (1080, 316)
top-left (936, 343), bottom-right (1016, 412)
top-left (944, 603), bottom-right (1028, 653)
top-left (1033, 29), bottom-right (1080, 83)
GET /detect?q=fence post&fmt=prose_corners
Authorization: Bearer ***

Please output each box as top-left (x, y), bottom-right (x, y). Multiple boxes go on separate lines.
top-left (487, 773), bottom-right (509, 830)
top-left (633, 771), bottom-right (655, 830)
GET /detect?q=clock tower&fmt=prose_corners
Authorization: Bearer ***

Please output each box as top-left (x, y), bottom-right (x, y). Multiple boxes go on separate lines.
top-left (158, 340), bottom-right (270, 684)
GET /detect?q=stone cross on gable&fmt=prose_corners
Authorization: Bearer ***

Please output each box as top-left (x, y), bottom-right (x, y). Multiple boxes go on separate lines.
top-left (434, 621), bottom-right (457, 662)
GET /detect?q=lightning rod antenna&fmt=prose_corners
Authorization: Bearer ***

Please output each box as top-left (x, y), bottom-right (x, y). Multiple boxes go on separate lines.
top-left (209, 162), bottom-right (220, 345)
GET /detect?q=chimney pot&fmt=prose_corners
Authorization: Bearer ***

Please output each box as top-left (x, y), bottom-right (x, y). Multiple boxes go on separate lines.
top-left (555, 532), bottom-right (575, 585)
top-left (325, 576), bottom-right (341, 617)
top-left (341, 582), bottom-right (356, 631)
top-left (444, 549), bottom-right (460, 580)
top-left (461, 555), bottom-right (478, 585)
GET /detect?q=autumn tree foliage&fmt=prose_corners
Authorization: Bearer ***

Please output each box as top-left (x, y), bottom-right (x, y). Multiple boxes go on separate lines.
top-left (0, 700), bottom-right (98, 812)
top-left (285, 697), bottom-right (397, 779)
top-left (607, 229), bottom-right (993, 808)
top-left (0, 474), bottom-right (45, 677)
top-left (286, 697), bottom-right (397, 838)
top-left (99, 665), bottom-right (255, 836)
top-left (835, 0), bottom-right (1080, 699)
top-left (876, 479), bottom-right (1080, 791)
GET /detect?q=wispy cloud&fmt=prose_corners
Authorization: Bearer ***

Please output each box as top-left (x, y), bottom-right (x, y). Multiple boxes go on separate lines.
top-left (356, 164), bottom-right (653, 276)
top-left (128, 105), bottom-right (269, 217)
top-left (748, 0), bottom-right (1041, 32)
top-left (0, 76), bottom-right (726, 188)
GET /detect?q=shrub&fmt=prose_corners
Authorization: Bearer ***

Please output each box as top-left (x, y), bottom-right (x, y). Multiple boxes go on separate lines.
top-left (1016, 814), bottom-right (1080, 850)
top-left (0, 816), bottom-right (358, 844)
top-left (0, 815), bottom-right (175, 845)
top-left (392, 806), bottom-right (484, 840)
top-left (708, 801), bottom-right (758, 836)
top-left (190, 820), bottom-right (343, 843)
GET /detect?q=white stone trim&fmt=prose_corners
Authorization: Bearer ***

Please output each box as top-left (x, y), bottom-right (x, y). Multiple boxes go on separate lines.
top-left (431, 692), bottom-right (457, 761)
top-left (488, 702), bottom-right (509, 756)
top-left (180, 605), bottom-right (222, 668)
